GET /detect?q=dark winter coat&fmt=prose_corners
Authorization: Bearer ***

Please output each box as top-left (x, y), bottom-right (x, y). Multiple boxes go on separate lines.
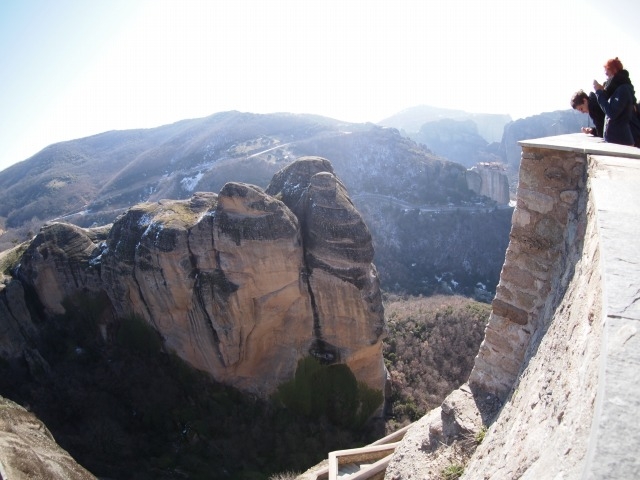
top-left (603, 69), bottom-right (633, 98)
top-left (587, 92), bottom-right (605, 137)
top-left (596, 70), bottom-right (637, 146)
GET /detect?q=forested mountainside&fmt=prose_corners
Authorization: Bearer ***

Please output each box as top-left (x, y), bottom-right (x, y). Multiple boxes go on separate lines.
top-left (0, 112), bottom-right (469, 228)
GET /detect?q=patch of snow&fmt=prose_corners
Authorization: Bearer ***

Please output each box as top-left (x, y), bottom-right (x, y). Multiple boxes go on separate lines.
top-left (181, 172), bottom-right (204, 192)
top-left (154, 224), bottom-right (164, 244)
top-left (138, 214), bottom-right (153, 227)
top-left (89, 255), bottom-right (102, 267)
top-left (140, 222), bottom-right (164, 244)
top-left (89, 242), bottom-right (108, 267)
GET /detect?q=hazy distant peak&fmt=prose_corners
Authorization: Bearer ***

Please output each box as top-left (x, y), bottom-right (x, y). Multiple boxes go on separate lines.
top-left (379, 104), bottom-right (512, 143)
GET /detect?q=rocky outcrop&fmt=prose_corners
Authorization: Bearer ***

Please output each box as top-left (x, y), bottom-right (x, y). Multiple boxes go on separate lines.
top-left (267, 157), bottom-right (385, 389)
top-left (466, 163), bottom-right (510, 205)
top-left (0, 274), bottom-right (36, 359)
top-left (0, 157), bottom-right (386, 397)
top-left (0, 395), bottom-right (97, 480)
top-left (17, 223), bottom-right (108, 315)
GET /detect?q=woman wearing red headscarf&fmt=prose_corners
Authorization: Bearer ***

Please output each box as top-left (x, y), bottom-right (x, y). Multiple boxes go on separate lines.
top-left (593, 57), bottom-right (638, 146)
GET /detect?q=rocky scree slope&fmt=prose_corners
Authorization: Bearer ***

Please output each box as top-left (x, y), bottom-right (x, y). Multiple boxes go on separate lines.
top-left (0, 396), bottom-right (97, 480)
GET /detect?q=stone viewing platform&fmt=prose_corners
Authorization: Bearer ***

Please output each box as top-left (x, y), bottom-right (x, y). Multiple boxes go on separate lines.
top-left (520, 132), bottom-right (640, 159)
top-left (525, 134), bottom-right (640, 480)
top-left (466, 133), bottom-right (640, 479)
top-left (300, 134), bottom-right (640, 480)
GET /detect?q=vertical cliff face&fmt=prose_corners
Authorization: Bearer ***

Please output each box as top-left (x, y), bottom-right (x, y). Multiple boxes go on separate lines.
top-left (1, 157), bottom-right (386, 397)
top-left (461, 177), bottom-right (600, 478)
top-left (458, 144), bottom-right (603, 479)
top-left (466, 163), bottom-right (510, 205)
top-left (384, 136), bottom-right (640, 479)
top-left (267, 157), bottom-right (386, 391)
top-left (97, 186), bottom-right (312, 394)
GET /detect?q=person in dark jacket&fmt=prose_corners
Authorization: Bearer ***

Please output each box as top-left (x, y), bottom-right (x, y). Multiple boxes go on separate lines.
top-left (571, 89), bottom-right (605, 137)
top-left (593, 57), bottom-right (637, 146)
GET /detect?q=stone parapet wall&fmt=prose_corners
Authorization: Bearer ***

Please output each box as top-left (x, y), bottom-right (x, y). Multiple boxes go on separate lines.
top-left (469, 146), bottom-right (586, 399)
top-left (384, 135), bottom-right (640, 479)
top-left (582, 154), bottom-right (640, 479)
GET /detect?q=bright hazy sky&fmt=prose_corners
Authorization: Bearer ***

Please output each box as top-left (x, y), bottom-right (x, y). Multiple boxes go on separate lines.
top-left (1, 0), bottom-right (639, 172)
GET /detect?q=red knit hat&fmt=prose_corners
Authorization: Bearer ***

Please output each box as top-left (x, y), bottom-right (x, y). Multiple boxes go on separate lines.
top-left (604, 57), bottom-right (624, 75)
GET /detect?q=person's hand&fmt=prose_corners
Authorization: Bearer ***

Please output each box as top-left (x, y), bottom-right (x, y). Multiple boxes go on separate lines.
top-left (593, 79), bottom-right (604, 91)
top-left (581, 127), bottom-right (594, 135)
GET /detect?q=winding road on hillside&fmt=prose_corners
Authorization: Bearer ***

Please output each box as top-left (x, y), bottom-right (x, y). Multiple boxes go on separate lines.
top-left (52, 129), bottom-right (512, 226)
top-left (351, 193), bottom-right (512, 213)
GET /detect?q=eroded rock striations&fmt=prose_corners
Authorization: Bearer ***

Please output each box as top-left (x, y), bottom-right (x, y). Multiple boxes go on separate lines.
top-left (0, 157), bottom-right (386, 397)
top-left (267, 157), bottom-right (385, 388)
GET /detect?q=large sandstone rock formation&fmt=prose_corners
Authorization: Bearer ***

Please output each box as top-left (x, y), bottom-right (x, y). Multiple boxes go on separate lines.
top-left (0, 157), bottom-right (386, 397)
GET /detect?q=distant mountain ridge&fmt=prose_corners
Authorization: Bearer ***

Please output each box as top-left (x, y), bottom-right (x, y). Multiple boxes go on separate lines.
top-left (0, 106), bottom-right (588, 297)
top-left (0, 112), bottom-right (467, 228)
top-left (2, 106), bottom-right (585, 297)
top-left (379, 104), bottom-right (512, 144)
top-left (0, 112), bottom-right (357, 228)
top-left (498, 109), bottom-right (588, 168)
top-left (0, 110), bottom-right (511, 297)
